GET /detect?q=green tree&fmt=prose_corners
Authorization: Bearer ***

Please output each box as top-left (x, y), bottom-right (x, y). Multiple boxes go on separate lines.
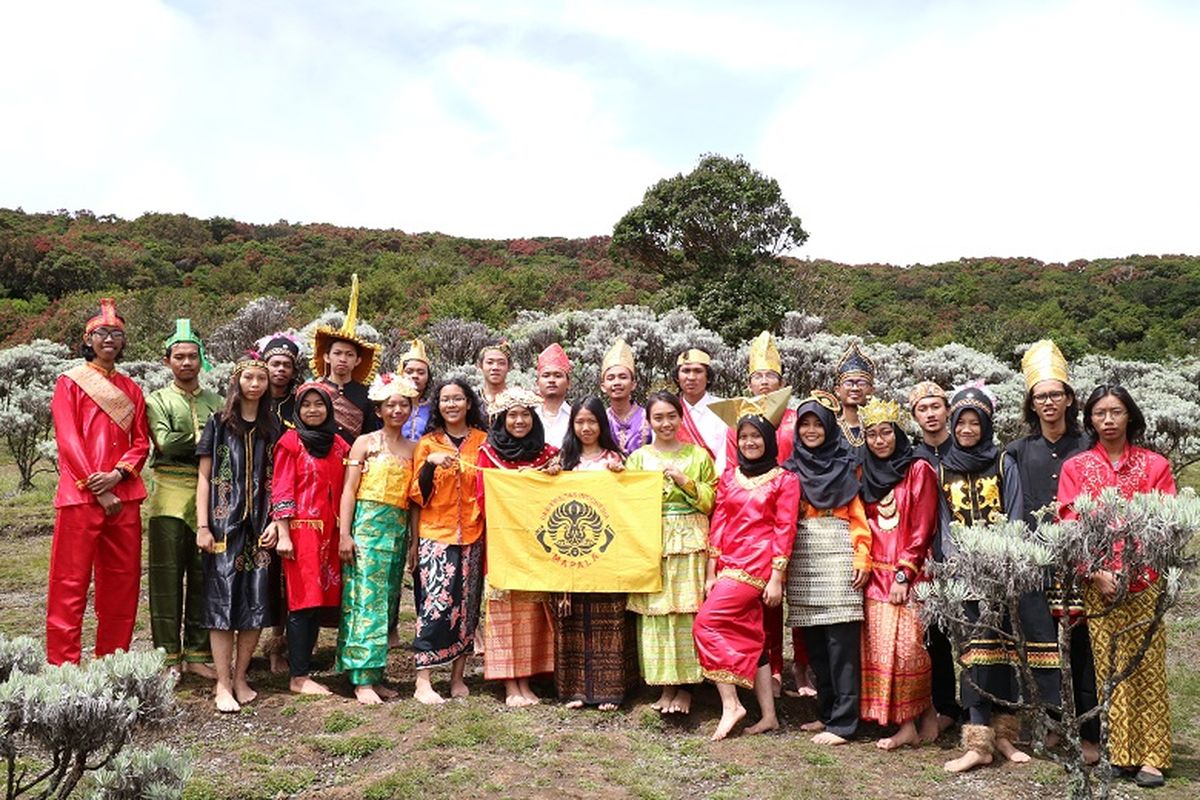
top-left (611, 154), bottom-right (808, 341)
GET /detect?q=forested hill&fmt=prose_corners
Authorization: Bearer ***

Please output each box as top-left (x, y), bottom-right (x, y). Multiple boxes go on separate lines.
top-left (1, 207), bottom-right (1197, 363)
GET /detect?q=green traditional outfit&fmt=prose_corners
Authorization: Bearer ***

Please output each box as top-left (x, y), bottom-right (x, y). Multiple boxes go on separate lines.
top-left (145, 320), bottom-right (222, 666)
top-left (337, 430), bottom-right (414, 686)
top-left (625, 443), bottom-right (716, 686)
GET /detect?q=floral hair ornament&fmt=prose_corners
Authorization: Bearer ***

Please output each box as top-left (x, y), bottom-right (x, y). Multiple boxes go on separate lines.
top-left (488, 387), bottom-right (543, 419)
top-left (84, 298), bottom-right (125, 337)
top-left (709, 386), bottom-right (792, 430)
top-left (233, 350), bottom-right (269, 377)
top-left (859, 396), bottom-right (904, 429)
top-left (367, 372), bottom-right (420, 403)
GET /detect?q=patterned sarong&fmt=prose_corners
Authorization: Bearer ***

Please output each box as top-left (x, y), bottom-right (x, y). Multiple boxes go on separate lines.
top-left (860, 597), bottom-right (932, 724)
top-left (555, 594), bottom-right (638, 705)
top-left (413, 539), bottom-right (483, 669)
top-left (483, 593), bottom-right (555, 680)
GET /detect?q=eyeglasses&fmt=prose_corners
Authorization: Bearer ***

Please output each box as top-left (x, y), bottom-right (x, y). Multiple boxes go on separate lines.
top-left (1090, 408), bottom-right (1127, 420)
top-left (91, 329), bottom-right (125, 340)
top-left (841, 379), bottom-right (871, 389)
top-left (1032, 390), bottom-right (1067, 404)
top-left (440, 395), bottom-right (467, 405)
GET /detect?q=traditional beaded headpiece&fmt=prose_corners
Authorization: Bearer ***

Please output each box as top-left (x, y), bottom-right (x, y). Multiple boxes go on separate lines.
top-left (488, 387), bottom-right (543, 418)
top-left (907, 380), bottom-right (947, 411)
top-left (368, 372), bottom-right (420, 402)
top-left (835, 342), bottom-right (875, 382)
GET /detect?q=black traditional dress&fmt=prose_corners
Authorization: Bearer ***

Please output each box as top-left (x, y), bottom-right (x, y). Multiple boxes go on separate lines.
top-left (197, 414), bottom-right (279, 631)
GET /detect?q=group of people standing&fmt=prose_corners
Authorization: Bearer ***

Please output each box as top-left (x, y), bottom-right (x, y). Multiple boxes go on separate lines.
top-left (44, 281), bottom-right (1176, 787)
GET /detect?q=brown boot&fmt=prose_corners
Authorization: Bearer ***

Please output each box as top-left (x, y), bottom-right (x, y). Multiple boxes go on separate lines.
top-left (945, 724), bottom-right (995, 773)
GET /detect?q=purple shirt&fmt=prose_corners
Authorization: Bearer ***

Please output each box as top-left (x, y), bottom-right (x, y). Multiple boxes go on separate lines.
top-left (608, 404), bottom-right (652, 458)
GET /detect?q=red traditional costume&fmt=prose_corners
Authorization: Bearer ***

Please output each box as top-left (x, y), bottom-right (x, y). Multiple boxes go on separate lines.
top-left (695, 466), bottom-right (800, 687)
top-left (859, 431), bottom-right (939, 726)
top-left (47, 299), bottom-right (151, 665)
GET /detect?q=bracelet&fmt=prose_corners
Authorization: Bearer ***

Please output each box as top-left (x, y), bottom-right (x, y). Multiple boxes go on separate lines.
top-left (197, 524), bottom-right (210, 530)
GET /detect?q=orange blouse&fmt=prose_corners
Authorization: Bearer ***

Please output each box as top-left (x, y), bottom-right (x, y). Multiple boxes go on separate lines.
top-left (408, 428), bottom-right (487, 545)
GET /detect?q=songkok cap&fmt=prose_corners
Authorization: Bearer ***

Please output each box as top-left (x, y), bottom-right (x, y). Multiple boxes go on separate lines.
top-left (835, 342), bottom-right (875, 381)
top-left (400, 338), bottom-right (430, 367)
top-left (310, 274), bottom-right (381, 385)
top-left (368, 372), bottom-right (420, 403)
top-left (601, 338), bottom-right (636, 378)
top-left (709, 386), bottom-right (792, 430)
top-left (747, 331), bottom-right (782, 376)
top-left (536, 343), bottom-right (572, 374)
top-left (489, 387), bottom-right (543, 417)
top-left (85, 298), bottom-right (124, 337)
top-left (907, 380), bottom-right (948, 411)
top-left (859, 396), bottom-right (903, 428)
top-left (675, 348), bottom-right (712, 366)
top-left (1020, 339), bottom-right (1070, 392)
top-left (163, 318), bottom-right (213, 372)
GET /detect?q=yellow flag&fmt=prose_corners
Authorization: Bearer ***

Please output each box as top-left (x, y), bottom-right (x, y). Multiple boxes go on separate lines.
top-left (483, 470), bottom-right (663, 592)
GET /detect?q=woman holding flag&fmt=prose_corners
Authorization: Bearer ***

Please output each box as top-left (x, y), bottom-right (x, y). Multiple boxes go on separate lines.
top-left (626, 392), bottom-right (717, 715)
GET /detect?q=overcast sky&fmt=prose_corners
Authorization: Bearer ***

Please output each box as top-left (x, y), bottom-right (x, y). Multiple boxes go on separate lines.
top-left (2, 0), bottom-right (1197, 265)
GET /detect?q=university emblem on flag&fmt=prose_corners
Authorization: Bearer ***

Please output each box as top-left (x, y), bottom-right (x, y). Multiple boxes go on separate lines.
top-left (535, 495), bottom-right (615, 564)
top-left (483, 470), bottom-right (663, 592)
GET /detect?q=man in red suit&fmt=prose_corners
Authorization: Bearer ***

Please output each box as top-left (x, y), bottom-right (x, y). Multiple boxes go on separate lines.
top-left (47, 298), bottom-right (151, 665)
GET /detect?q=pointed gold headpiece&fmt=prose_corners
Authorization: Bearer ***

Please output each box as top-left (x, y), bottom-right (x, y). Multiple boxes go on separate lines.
top-left (1020, 339), bottom-right (1070, 391)
top-left (747, 331), bottom-right (782, 376)
top-left (708, 386), bottom-right (792, 430)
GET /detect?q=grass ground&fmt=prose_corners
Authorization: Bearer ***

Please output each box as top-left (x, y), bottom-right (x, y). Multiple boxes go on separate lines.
top-left (2, 462), bottom-right (1199, 799)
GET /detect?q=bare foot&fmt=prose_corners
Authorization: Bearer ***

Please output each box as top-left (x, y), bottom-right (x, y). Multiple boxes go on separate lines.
top-left (668, 689), bottom-right (692, 715)
top-left (506, 692), bottom-right (534, 707)
top-left (811, 731), bottom-right (848, 745)
top-left (214, 684), bottom-right (240, 713)
top-left (598, 703), bottom-right (619, 712)
top-left (996, 738), bottom-right (1031, 764)
top-left (186, 662), bottom-right (218, 680)
top-left (519, 684), bottom-right (541, 705)
top-left (1082, 740), bottom-right (1100, 765)
top-left (712, 704), bottom-right (747, 740)
top-left (918, 708), bottom-right (940, 743)
top-left (651, 687), bottom-right (677, 712)
top-left (289, 676), bottom-right (332, 695)
top-left (233, 680), bottom-right (258, 705)
top-left (878, 721), bottom-right (920, 751)
top-left (565, 700), bottom-right (584, 709)
top-left (937, 713), bottom-right (957, 733)
top-left (945, 749), bottom-right (992, 773)
top-left (269, 653), bottom-right (288, 675)
top-left (375, 685), bottom-right (398, 700)
top-left (800, 720), bottom-right (826, 732)
top-left (450, 680), bottom-right (470, 699)
top-left (355, 685), bottom-right (384, 705)
top-left (746, 716), bottom-right (779, 735)
top-left (771, 673), bottom-right (782, 699)
top-left (414, 683), bottom-right (445, 705)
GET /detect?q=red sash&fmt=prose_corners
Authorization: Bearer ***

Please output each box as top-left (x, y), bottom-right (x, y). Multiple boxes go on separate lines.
top-left (677, 401), bottom-right (715, 460)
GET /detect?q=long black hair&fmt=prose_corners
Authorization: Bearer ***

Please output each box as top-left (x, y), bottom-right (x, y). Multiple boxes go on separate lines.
top-left (1082, 384), bottom-right (1147, 446)
top-left (1023, 383), bottom-right (1081, 436)
top-left (559, 396), bottom-right (622, 470)
top-left (221, 367), bottom-right (279, 441)
top-left (645, 391), bottom-right (684, 417)
top-left (427, 377), bottom-right (487, 432)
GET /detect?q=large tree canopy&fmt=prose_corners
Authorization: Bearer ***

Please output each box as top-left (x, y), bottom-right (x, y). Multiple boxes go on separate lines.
top-left (610, 154), bottom-right (808, 341)
top-left (610, 153), bottom-right (808, 281)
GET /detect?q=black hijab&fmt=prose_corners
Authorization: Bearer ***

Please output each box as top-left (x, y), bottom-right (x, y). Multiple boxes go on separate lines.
top-left (940, 387), bottom-right (999, 474)
top-left (294, 383), bottom-right (337, 459)
top-left (783, 398), bottom-right (861, 509)
top-left (860, 422), bottom-right (916, 504)
top-left (736, 415), bottom-right (779, 478)
top-left (488, 405), bottom-right (547, 463)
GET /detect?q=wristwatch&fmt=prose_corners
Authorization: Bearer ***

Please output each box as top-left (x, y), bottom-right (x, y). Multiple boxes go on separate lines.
top-left (894, 569), bottom-right (908, 585)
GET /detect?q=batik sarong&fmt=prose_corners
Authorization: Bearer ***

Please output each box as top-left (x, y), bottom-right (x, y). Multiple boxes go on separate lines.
top-left (413, 538), bottom-right (483, 669)
top-left (555, 594), bottom-right (638, 705)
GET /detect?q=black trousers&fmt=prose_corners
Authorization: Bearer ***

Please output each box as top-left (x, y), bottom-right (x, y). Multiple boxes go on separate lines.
top-left (287, 608), bottom-right (321, 678)
top-left (927, 622), bottom-right (963, 721)
top-left (1065, 620), bottom-right (1100, 743)
top-left (804, 621), bottom-right (861, 738)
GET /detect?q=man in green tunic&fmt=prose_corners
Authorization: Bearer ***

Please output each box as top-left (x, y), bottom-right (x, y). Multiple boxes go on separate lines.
top-left (145, 319), bottom-right (224, 676)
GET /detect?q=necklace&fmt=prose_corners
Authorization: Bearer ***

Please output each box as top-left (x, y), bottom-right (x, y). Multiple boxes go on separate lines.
top-left (876, 489), bottom-right (899, 530)
top-left (838, 418), bottom-right (865, 448)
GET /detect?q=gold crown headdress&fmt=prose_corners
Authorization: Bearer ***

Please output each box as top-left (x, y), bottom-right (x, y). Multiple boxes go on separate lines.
top-left (310, 274), bottom-right (382, 384)
top-left (1020, 339), bottom-right (1070, 391)
top-left (601, 338), bottom-right (636, 378)
top-left (675, 348), bottom-right (712, 366)
top-left (488, 387), bottom-right (543, 418)
top-left (747, 331), bottom-right (782, 376)
top-left (859, 397), bottom-right (903, 428)
top-left (708, 386), bottom-right (792, 430)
